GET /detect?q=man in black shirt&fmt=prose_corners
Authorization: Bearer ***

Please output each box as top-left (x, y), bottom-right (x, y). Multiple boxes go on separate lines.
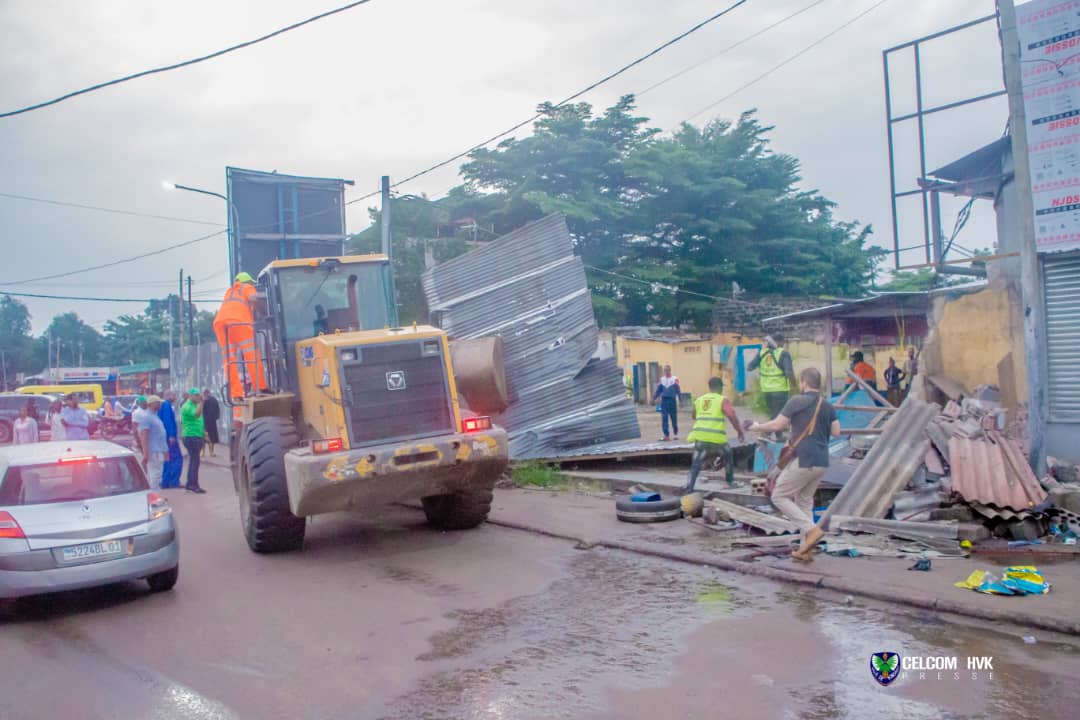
top-left (748, 367), bottom-right (840, 547)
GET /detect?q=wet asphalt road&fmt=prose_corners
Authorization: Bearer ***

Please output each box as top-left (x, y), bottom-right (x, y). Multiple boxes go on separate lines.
top-left (4, 461), bottom-right (1080, 720)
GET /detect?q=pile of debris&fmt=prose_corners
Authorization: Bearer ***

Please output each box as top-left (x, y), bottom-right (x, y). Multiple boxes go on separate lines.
top-left (818, 386), bottom-right (1080, 548)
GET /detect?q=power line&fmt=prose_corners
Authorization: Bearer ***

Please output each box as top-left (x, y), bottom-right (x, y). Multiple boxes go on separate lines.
top-left (0, 0), bottom-right (374, 119)
top-left (0, 228), bottom-right (226, 286)
top-left (682, 0), bottom-right (893, 123)
top-left (637, 0), bottom-right (829, 98)
top-left (0, 191), bottom-right (222, 226)
top-left (585, 264), bottom-right (723, 301)
top-left (0, 290), bottom-right (218, 304)
top-left (345, 0), bottom-right (750, 204)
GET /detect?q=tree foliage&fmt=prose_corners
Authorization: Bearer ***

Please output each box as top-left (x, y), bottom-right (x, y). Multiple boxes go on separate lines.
top-left (357, 97), bottom-right (881, 330)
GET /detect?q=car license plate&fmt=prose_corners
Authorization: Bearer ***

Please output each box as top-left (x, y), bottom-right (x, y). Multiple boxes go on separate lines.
top-left (60, 540), bottom-right (125, 563)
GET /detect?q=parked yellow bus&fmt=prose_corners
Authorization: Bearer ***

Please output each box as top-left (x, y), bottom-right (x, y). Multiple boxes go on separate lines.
top-left (16, 384), bottom-right (104, 412)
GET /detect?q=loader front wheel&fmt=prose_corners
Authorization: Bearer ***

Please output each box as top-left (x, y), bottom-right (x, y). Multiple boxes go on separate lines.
top-left (421, 490), bottom-right (493, 530)
top-left (239, 417), bottom-right (305, 553)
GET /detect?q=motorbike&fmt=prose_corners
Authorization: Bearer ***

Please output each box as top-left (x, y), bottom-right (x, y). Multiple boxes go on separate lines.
top-left (99, 414), bottom-right (132, 440)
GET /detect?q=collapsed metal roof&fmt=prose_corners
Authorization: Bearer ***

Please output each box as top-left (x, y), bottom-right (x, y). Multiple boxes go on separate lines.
top-left (422, 213), bottom-right (640, 459)
top-left (949, 432), bottom-right (1047, 513)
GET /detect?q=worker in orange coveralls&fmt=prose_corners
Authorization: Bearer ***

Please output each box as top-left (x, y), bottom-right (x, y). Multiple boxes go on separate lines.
top-left (213, 272), bottom-right (267, 399)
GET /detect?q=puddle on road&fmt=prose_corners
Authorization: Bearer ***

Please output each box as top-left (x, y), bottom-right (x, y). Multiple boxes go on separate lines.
top-left (376, 549), bottom-right (756, 720)
top-left (375, 547), bottom-right (1080, 720)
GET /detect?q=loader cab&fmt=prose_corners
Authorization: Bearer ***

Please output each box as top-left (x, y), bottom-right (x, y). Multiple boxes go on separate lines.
top-left (259, 255), bottom-right (397, 394)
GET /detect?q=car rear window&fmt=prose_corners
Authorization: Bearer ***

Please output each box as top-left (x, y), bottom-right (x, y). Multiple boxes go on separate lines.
top-left (0, 456), bottom-right (148, 506)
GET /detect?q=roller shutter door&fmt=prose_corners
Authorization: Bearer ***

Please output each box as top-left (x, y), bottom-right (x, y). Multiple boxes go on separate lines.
top-left (1044, 253), bottom-right (1080, 421)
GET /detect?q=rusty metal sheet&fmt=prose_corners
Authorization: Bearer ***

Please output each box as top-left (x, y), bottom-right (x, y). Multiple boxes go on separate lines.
top-left (949, 434), bottom-right (1047, 512)
top-left (820, 397), bottom-right (941, 529)
top-left (705, 499), bottom-right (799, 536)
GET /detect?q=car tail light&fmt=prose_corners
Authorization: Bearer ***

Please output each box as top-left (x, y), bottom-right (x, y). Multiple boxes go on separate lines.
top-left (59, 455), bottom-right (96, 464)
top-left (147, 492), bottom-right (171, 521)
top-left (313, 438), bottom-right (344, 454)
top-left (462, 416), bottom-right (492, 433)
top-left (0, 510), bottom-right (25, 539)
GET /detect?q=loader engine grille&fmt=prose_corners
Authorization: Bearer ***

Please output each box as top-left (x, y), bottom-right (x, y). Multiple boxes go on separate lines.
top-left (340, 339), bottom-right (455, 445)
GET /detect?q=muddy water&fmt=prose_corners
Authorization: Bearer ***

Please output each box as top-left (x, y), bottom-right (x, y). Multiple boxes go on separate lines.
top-left (380, 548), bottom-right (1080, 720)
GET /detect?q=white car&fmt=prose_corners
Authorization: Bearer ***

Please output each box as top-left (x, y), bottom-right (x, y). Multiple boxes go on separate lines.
top-left (0, 440), bottom-right (179, 599)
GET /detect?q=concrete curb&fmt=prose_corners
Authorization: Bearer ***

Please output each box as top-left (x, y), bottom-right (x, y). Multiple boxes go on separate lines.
top-left (484, 516), bottom-right (1080, 637)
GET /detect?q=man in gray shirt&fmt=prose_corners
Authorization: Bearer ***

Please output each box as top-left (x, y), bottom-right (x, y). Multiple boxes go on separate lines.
top-left (60, 394), bottom-right (91, 441)
top-left (137, 395), bottom-right (169, 489)
top-left (748, 367), bottom-right (840, 557)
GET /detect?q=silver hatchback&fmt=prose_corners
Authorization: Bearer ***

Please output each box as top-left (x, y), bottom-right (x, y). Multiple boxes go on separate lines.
top-left (0, 440), bottom-right (179, 599)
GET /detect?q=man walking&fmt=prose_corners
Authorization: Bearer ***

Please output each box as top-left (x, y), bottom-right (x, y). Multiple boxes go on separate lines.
top-left (60, 393), bottom-right (91, 440)
top-left (651, 365), bottom-right (682, 441)
top-left (748, 368), bottom-right (839, 559)
top-left (138, 396), bottom-right (169, 490)
top-left (180, 389), bottom-right (206, 493)
top-left (748, 336), bottom-right (796, 439)
top-left (159, 390), bottom-right (183, 489)
top-left (685, 377), bottom-right (745, 491)
top-left (201, 388), bottom-right (221, 458)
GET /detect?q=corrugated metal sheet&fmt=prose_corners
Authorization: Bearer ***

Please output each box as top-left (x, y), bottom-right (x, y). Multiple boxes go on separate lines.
top-left (706, 498), bottom-right (799, 535)
top-left (949, 432), bottom-right (1047, 512)
top-left (422, 214), bottom-right (639, 459)
top-left (1044, 253), bottom-right (1080, 421)
top-left (821, 397), bottom-right (940, 529)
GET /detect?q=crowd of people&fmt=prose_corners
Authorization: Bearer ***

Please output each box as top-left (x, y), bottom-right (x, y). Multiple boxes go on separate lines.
top-left (10, 388), bottom-right (222, 495)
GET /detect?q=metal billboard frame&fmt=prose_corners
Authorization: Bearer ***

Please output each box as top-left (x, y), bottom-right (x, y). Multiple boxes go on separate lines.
top-left (883, 12), bottom-right (1007, 269)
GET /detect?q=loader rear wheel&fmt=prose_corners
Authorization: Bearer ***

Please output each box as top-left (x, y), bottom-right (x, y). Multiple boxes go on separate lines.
top-left (239, 417), bottom-right (305, 553)
top-left (421, 490), bottom-right (493, 530)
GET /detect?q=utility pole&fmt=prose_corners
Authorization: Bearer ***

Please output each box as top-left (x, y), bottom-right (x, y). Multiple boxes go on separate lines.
top-left (381, 175), bottom-right (399, 326)
top-left (178, 268), bottom-right (186, 351)
top-left (1, 350), bottom-right (7, 391)
top-left (167, 295), bottom-right (174, 379)
top-left (999, 0), bottom-right (1047, 474)
top-left (187, 274), bottom-right (195, 346)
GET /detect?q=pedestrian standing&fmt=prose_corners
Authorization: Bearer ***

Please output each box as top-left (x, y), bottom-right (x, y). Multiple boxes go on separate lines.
top-left (159, 390), bottom-right (183, 488)
top-left (847, 350), bottom-right (877, 391)
top-left (883, 357), bottom-right (906, 407)
top-left (748, 335), bottom-right (797, 440)
top-left (903, 347), bottom-right (919, 393)
top-left (685, 377), bottom-right (745, 491)
top-left (13, 405), bottom-right (39, 444)
top-left (138, 396), bottom-right (169, 489)
top-left (180, 389), bottom-right (206, 493)
top-left (651, 365), bottom-right (682, 441)
top-left (201, 388), bottom-right (221, 458)
top-left (748, 368), bottom-right (840, 560)
top-left (48, 399), bottom-right (66, 442)
top-left (60, 393), bottom-right (91, 440)
top-left (130, 396), bottom-right (148, 451)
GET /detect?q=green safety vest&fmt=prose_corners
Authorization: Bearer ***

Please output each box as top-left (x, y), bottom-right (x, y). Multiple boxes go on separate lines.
top-left (687, 393), bottom-right (728, 445)
top-left (758, 348), bottom-right (790, 393)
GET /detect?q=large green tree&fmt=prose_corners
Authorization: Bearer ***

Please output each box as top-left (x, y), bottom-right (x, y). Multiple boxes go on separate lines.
top-left (0, 295), bottom-right (34, 385)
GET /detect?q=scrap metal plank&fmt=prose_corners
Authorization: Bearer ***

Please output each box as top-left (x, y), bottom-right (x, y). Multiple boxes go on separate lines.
top-left (704, 499), bottom-right (799, 536)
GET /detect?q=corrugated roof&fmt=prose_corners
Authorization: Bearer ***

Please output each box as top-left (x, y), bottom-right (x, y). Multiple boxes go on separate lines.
top-left (821, 397), bottom-right (941, 528)
top-left (422, 214), bottom-right (640, 459)
top-left (949, 432), bottom-right (1047, 512)
top-left (706, 498), bottom-right (799, 535)
top-left (761, 284), bottom-right (987, 324)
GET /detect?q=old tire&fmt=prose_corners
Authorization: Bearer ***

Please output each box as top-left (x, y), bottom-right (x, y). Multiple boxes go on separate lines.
top-left (239, 417), bottom-right (306, 553)
top-left (422, 490), bottom-right (493, 530)
top-left (0, 421), bottom-right (11, 444)
top-left (146, 564), bottom-right (179, 592)
top-left (615, 497), bottom-right (682, 524)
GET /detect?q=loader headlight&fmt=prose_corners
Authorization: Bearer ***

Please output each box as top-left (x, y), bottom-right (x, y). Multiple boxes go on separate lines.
top-left (341, 349), bottom-right (358, 362)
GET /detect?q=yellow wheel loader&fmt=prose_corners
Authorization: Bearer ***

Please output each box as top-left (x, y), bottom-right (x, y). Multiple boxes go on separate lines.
top-left (227, 255), bottom-right (508, 552)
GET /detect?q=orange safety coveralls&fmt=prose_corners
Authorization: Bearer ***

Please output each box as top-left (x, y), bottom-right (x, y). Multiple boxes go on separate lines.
top-left (213, 282), bottom-right (266, 399)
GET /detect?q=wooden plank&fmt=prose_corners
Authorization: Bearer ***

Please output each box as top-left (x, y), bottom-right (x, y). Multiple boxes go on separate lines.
top-left (845, 369), bottom-right (894, 407)
top-left (838, 428), bottom-right (884, 435)
top-left (832, 405), bottom-right (898, 412)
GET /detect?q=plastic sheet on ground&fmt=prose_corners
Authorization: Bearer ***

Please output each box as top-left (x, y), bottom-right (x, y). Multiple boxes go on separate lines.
top-left (955, 566), bottom-right (1051, 595)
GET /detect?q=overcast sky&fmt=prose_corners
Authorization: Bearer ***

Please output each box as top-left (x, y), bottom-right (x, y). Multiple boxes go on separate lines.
top-left (0, 0), bottom-right (1006, 335)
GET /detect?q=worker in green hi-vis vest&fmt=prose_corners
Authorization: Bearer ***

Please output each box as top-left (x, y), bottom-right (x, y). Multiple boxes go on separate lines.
top-left (748, 334), bottom-right (797, 440)
top-left (685, 377), bottom-right (745, 491)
